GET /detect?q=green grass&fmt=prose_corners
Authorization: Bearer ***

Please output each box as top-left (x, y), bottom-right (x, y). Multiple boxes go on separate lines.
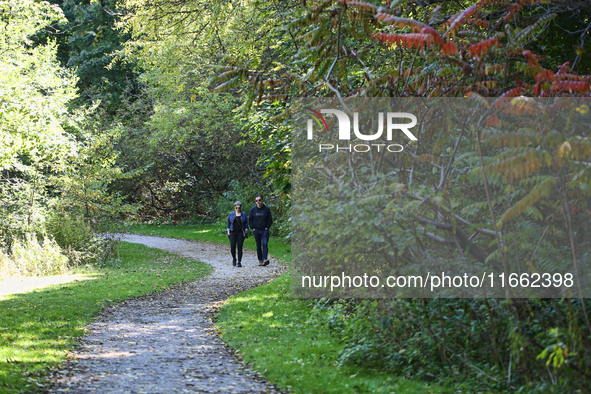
top-left (120, 223), bottom-right (447, 394)
top-left (217, 274), bottom-right (448, 394)
top-left (0, 242), bottom-right (212, 393)
top-left (120, 223), bottom-right (292, 263)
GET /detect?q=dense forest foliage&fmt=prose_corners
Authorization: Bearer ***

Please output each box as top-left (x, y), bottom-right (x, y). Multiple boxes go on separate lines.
top-left (1, 0), bottom-right (591, 392)
top-left (0, 0), bottom-right (128, 274)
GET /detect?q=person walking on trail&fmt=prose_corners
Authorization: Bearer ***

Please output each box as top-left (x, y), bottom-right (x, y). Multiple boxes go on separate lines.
top-left (249, 194), bottom-right (273, 266)
top-left (227, 201), bottom-right (248, 267)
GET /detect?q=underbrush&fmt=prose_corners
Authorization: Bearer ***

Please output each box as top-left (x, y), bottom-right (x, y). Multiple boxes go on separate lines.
top-left (46, 213), bottom-right (116, 266)
top-left (0, 234), bottom-right (68, 278)
top-left (0, 213), bottom-right (119, 279)
top-left (316, 298), bottom-right (591, 393)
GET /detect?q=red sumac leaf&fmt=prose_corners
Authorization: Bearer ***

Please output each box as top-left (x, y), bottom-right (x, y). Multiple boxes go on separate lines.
top-left (535, 69), bottom-right (555, 82)
top-left (372, 33), bottom-right (433, 50)
top-left (554, 73), bottom-right (588, 82)
top-left (421, 26), bottom-right (444, 46)
top-left (375, 13), bottom-right (427, 32)
top-left (342, 0), bottom-right (378, 12)
top-left (468, 18), bottom-right (489, 28)
top-left (503, 0), bottom-right (542, 22)
top-left (558, 62), bottom-right (572, 73)
top-left (467, 37), bottom-right (500, 59)
top-left (440, 41), bottom-right (459, 55)
top-left (465, 91), bottom-right (490, 107)
top-left (444, 0), bottom-right (494, 37)
top-left (551, 80), bottom-right (590, 94)
top-left (521, 50), bottom-right (541, 72)
top-left (493, 87), bottom-right (525, 109)
top-left (486, 114), bottom-right (502, 127)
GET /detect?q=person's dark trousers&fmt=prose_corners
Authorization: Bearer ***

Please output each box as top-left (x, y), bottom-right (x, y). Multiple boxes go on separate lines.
top-left (229, 232), bottom-right (245, 263)
top-left (253, 229), bottom-right (269, 261)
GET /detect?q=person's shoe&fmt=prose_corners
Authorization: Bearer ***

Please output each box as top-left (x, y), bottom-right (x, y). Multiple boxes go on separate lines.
top-left (237, 262), bottom-right (242, 267)
top-left (233, 261), bottom-right (237, 266)
top-left (262, 259), bottom-right (270, 266)
top-left (258, 260), bottom-right (264, 266)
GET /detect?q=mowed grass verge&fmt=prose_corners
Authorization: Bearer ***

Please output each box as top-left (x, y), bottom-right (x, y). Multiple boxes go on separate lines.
top-left (0, 242), bottom-right (212, 394)
top-left (123, 224), bottom-right (447, 394)
top-left (216, 275), bottom-right (448, 394)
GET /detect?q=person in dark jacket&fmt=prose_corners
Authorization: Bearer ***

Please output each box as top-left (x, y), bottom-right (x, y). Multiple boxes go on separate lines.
top-left (227, 201), bottom-right (248, 267)
top-left (249, 194), bottom-right (273, 266)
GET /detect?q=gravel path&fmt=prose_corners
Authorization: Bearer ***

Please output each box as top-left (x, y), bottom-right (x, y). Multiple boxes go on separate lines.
top-left (49, 234), bottom-right (288, 394)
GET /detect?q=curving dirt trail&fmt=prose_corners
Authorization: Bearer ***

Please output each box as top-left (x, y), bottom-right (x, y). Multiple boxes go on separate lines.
top-left (49, 234), bottom-right (288, 394)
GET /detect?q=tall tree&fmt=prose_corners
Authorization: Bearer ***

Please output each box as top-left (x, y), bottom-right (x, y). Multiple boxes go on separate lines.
top-left (0, 0), bottom-right (78, 238)
top-left (36, 0), bottom-right (138, 115)
top-left (109, 0), bottom-right (294, 217)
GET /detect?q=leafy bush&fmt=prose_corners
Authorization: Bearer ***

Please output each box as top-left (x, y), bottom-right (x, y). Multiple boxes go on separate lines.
top-left (46, 212), bottom-right (116, 266)
top-left (267, 195), bottom-right (290, 240)
top-left (46, 213), bottom-right (93, 251)
top-left (0, 214), bottom-right (119, 278)
top-left (0, 233), bottom-right (69, 277)
top-left (315, 298), bottom-right (591, 393)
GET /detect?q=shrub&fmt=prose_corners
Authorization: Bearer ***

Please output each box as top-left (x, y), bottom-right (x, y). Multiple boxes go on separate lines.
top-left (316, 298), bottom-right (591, 393)
top-left (46, 213), bottom-right (93, 252)
top-left (43, 212), bottom-right (117, 266)
top-left (0, 233), bottom-right (69, 277)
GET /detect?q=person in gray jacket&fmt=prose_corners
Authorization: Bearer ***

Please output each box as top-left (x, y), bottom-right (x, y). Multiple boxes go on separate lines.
top-left (249, 194), bottom-right (273, 266)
